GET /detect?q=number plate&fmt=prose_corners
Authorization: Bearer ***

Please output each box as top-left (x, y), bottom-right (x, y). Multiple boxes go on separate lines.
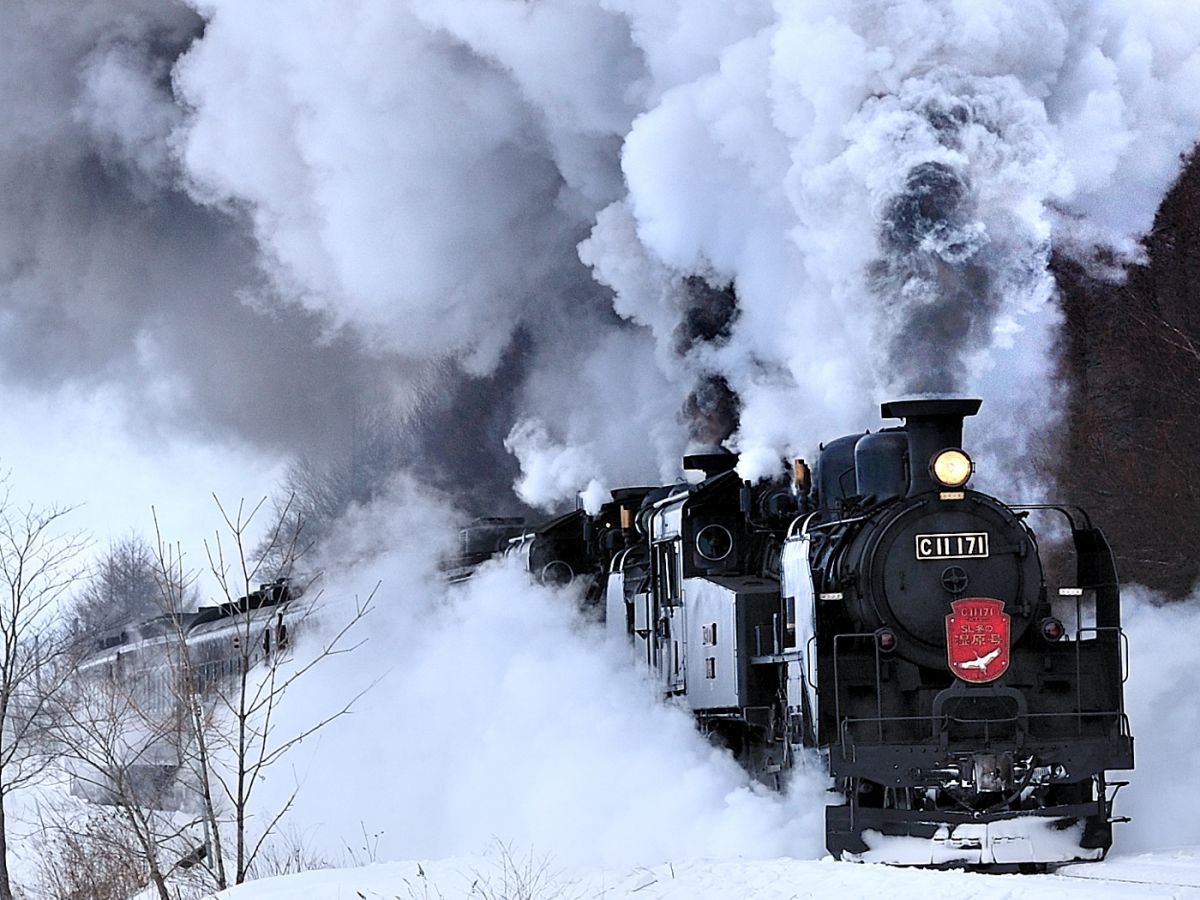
top-left (915, 532), bottom-right (989, 560)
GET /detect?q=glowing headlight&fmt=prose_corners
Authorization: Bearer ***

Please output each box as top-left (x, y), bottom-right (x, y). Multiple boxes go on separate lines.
top-left (931, 448), bottom-right (973, 488)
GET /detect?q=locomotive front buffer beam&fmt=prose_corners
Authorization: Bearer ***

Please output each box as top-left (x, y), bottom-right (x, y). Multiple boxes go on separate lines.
top-left (825, 733), bottom-right (1133, 867)
top-left (827, 801), bottom-right (1115, 867)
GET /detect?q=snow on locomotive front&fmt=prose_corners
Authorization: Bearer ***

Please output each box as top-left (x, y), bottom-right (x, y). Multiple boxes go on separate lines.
top-left (783, 399), bottom-right (1134, 866)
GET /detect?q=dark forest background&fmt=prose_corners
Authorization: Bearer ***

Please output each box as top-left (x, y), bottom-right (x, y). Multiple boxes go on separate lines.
top-left (1053, 149), bottom-right (1200, 597)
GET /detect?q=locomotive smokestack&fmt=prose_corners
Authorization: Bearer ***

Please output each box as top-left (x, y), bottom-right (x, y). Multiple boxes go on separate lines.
top-left (881, 399), bottom-right (982, 496)
top-left (683, 449), bottom-right (738, 479)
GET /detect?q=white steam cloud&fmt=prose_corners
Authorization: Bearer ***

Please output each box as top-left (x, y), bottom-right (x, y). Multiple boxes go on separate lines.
top-left (253, 486), bottom-right (827, 866)
top-left (1112, 588), bottom-right (1200, 852)
top-left (157, 0), bottom-right (1200, 504)
top-left (171, 0), bottom-right (639, 374)
top-left (586, 0), bottom-right (1200, 486)
top-left (4, 2), bottom-right (1199, 502)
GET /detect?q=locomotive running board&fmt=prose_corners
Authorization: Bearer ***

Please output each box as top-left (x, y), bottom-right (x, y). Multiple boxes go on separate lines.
top-left (750, 649), bottom-right (804, 665)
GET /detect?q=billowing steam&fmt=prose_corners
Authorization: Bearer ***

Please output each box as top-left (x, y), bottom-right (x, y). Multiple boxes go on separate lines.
top-left (8, 1), bottom-right (1200, 504)
top-left (248, 484), bottom-right (829, 867)
top-left (578, 1), bottom-right (1200, 495)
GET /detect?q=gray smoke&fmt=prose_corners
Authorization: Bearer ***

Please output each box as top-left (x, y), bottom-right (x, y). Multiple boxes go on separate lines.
top-left (860, 74), bottom-right (1059, 401)
top-left (673, 276), bottom-right (739, 357)
top-left (682, 375), bottom-right (741, 449)
top-left (0, 1), bottom-right (411, 462)
top-left (674, 276), bottom-right (741, 448)
top-left (872, 160), bottom-right (994, 393)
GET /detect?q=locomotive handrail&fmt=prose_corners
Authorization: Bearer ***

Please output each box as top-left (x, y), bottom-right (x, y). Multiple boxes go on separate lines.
top-left (787, 510), bottom-right (877, 540)
top-left (831, 613), bottom-right (1129, 756)
top-left (1075, 625), bottom-right (1130, 691)
top-left (1008, 503), bottom-right (1095, 532)
top-left (609, 547), bottom-right (634, 574)
top-left (838, 708), bottom-right (1132, 737)
top-left (785, 511), bottom-right (822, 540)
top-left (807, 635), bottom-right (818, 695)
top-left (837, 708), bottom-right (1132, 758)
top-left (651, 488), bottom-right (692, 510)
top-left (833, 686), bottom-right (1130, 755)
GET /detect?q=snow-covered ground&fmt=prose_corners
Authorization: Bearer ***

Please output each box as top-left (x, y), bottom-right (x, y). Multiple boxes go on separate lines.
top-left (202, 850), bottom-right (1200, 899)
top-left (83, 557), bottom-right (1200, 900)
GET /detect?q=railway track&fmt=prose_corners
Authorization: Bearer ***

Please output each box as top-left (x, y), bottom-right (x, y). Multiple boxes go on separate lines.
top-left (1056, 851), bottom-right (1200, 895)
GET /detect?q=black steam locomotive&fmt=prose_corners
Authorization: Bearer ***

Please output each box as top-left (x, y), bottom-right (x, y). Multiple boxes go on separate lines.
top-left (461, 398), bottom-right (1133, 868)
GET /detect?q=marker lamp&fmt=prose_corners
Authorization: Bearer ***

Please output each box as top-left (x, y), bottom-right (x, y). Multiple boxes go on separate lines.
top-left (876, 628), bottom-right (898, 653)
top-left (1041, 618), bottom-right (1066, 642)
top-left (931, 448), bottom-right (973, 488)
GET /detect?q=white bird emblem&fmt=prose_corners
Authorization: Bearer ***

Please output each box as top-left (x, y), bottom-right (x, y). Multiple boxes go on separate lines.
top-left (956, 648), bottom-right (1001, 672)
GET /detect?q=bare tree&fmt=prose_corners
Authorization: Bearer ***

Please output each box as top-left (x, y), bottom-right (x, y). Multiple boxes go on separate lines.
top-left (0, 496), bottom-right (86, 900)
top-left (195, 496), bottom-right (375, 887)
top-left (44, 662), bottom-right (197, 900)
top-left (28, 801), bottom-right (178, 900)
top-left (45, 492), bottom-right (374, 896)
top-left (71, 534), bottom-right (163, 636)
top-left (258, 402), bottom-right (408, 574)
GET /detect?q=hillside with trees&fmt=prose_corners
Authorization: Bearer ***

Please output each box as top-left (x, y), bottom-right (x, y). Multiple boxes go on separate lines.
top-left (1054, 149), bottom-right (1200, 597)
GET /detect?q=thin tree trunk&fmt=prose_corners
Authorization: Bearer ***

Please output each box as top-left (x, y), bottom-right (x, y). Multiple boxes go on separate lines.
top-left (0, 788), bottom-right (13, 900)
top-left (236, 658), bottom-right (248, 883)
top-left (123, 803), bottom-right (171, 900)
top-left (190, 712), bottom-right (228, 889)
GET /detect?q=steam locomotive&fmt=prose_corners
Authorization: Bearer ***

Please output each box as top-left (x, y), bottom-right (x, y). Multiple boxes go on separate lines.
top-left (460, 398), bottom-right (1133, 868)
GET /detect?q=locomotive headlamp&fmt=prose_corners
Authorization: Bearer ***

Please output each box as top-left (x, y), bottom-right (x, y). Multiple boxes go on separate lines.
top-left (931, 448), bottom-right (973, 488)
